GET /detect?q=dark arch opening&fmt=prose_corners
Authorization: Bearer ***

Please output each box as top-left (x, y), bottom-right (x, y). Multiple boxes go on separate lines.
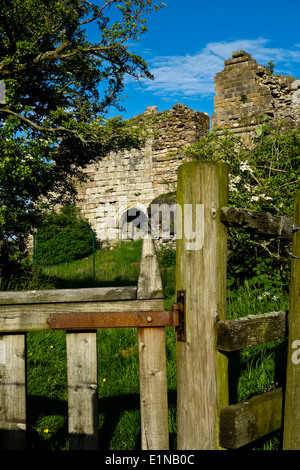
top-left (119, 207), bottom-right (149, 240)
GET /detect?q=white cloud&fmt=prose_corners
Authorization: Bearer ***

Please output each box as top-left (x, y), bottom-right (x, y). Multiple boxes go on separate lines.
top-left (141, 38), bottom-right (300, 100)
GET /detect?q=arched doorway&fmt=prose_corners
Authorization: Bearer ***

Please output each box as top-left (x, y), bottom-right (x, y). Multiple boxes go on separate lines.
top-left (119, 207), bottom-right (149, 240)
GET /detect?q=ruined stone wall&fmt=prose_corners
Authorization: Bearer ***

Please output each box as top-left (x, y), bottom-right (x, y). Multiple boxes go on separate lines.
top-left (211, 50), bottom-right (300, 135)
top-left (75, 51), bottom-right (300, 245)
top-left (76, 103), bottom-right (209, 242)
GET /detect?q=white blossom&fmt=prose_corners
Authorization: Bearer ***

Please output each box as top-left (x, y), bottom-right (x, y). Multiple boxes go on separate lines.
top-left (260, 193), bottom-right (273, 201)
top-left (229, 183), bottom-right (238, 192)
top-left (240, 161), bottom-right (253, 172)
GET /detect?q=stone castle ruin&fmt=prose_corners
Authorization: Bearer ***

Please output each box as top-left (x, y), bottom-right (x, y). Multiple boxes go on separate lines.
top-left (76, 51), bottom-right (300, 244)
top-left (77, 104), bottom-right (209, 243)
top-left (212, 50), bottom-right (300, 134)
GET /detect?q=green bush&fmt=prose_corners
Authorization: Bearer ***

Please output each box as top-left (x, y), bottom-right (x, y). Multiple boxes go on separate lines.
top-left (35, 204), bottom-right (99, 266)
top-left (157, 244), bottom-right (176, 268)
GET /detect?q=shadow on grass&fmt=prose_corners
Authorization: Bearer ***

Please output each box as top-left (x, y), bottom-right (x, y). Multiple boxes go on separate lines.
top-left (227, 338), bottom-right (288, 405)
top-left (26, 390), bottom-right (177, 451)
top-left (50, 276), bottom-right (139, 290)
top-left (26, 395), bottom-right (68, 450)
top-left (225, 338), bottom-right (288, 451)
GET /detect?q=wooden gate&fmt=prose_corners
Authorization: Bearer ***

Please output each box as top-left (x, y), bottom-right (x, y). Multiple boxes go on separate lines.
top-left (1, 161), bottom-right (299, 450)
top-left (0, 235), bottom-right (175, 450)
top-left (175, 162), bottom-right (299, 450)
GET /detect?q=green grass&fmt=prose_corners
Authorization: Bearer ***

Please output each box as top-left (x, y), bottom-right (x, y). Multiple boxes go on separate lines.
top-left (226, 280), bottom-right (289, 450)
top-left (37, 239), bottom-right (143, 289)
top-left (24, 241), bottom-right (288, 450)
top-left (25, 240), bottom-right (177, 450)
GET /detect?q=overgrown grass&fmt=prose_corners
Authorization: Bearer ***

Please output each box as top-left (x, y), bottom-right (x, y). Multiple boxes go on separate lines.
top-left (38, 239), bottom-right (143, 289)
top-left (25, 240), bottom-right (177, 450)
top-left (23, 241), bottom-right (289, 450)
top-left (226, 280), bottom-right (289, 450)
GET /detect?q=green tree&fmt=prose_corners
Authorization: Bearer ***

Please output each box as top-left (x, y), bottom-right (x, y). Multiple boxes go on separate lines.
top-left (267, 60), bottom-right (276, 74)
top-left (0, 0), bottom-right (164, 287)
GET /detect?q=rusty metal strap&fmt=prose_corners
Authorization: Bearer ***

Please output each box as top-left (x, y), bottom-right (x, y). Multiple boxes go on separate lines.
top-left (47, 290), bottom-right (186, 341)
top-left (48, 310), bottom-right (180, 330)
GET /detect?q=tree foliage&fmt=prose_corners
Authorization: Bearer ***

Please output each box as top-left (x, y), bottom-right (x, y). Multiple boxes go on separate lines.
top-left (0, 0), bottom-right (164, 286)
top-left (183, 117), bottom-right (300, 286)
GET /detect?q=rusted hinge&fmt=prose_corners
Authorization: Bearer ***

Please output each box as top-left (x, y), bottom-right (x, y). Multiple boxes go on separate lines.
top-left (47, 290), bottom-right (186, 341)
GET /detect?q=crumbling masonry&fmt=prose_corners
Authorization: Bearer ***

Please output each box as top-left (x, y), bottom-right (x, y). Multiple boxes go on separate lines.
top-left (212, 50), bottom-right (300, 134)
top-left (76, 104), bottom-right (209, 242)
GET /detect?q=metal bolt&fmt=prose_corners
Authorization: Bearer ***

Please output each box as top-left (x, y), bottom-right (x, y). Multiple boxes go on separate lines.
top-left (147, 315), bottom-right (153, 322)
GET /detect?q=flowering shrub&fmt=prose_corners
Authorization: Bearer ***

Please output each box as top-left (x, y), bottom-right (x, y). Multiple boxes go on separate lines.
top-left (183, 116), bottom-right (300, 286)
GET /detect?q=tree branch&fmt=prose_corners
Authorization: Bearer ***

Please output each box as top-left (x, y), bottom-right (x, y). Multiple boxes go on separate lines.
top-left (217, 139), bottom-right (261, 185)
top-left (79, 0), bottom-right (117, 25)
top-left (0, 40), bottom-right (130, 77)
top-left (0, 107), bottom-right (88, 144)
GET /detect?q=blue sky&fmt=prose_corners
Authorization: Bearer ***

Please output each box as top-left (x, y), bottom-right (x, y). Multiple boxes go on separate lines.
top-left (100, 0), bottom-right (300, 122)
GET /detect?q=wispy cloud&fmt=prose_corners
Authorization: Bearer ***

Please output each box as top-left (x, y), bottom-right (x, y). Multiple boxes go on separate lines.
top-left (142, 38), bottom-right (300, 100)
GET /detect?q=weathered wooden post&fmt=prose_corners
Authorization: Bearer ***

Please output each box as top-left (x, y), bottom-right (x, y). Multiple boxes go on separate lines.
top-left (0, 334), bottom-right (26, 449)
top-left (137, 234), bottom-right (169, 450)
top-left (66, 330), bottom-right (99, 450)
top-left (176, 161), bottom-right (229, 450)
top-left (283, 191), bottom-right (300, 449)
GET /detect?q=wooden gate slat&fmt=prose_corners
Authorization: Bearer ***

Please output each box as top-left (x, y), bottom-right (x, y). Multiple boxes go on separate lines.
top-left (0, 334), bottom-right (26, 450)
top-left (137, 235), bottom-right (169, 450)
top-left (66, 331), bottom-right (99, 450)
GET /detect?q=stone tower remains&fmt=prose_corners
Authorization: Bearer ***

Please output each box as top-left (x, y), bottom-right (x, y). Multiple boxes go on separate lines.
top-left (212, 50), bottom-right (300, 135)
